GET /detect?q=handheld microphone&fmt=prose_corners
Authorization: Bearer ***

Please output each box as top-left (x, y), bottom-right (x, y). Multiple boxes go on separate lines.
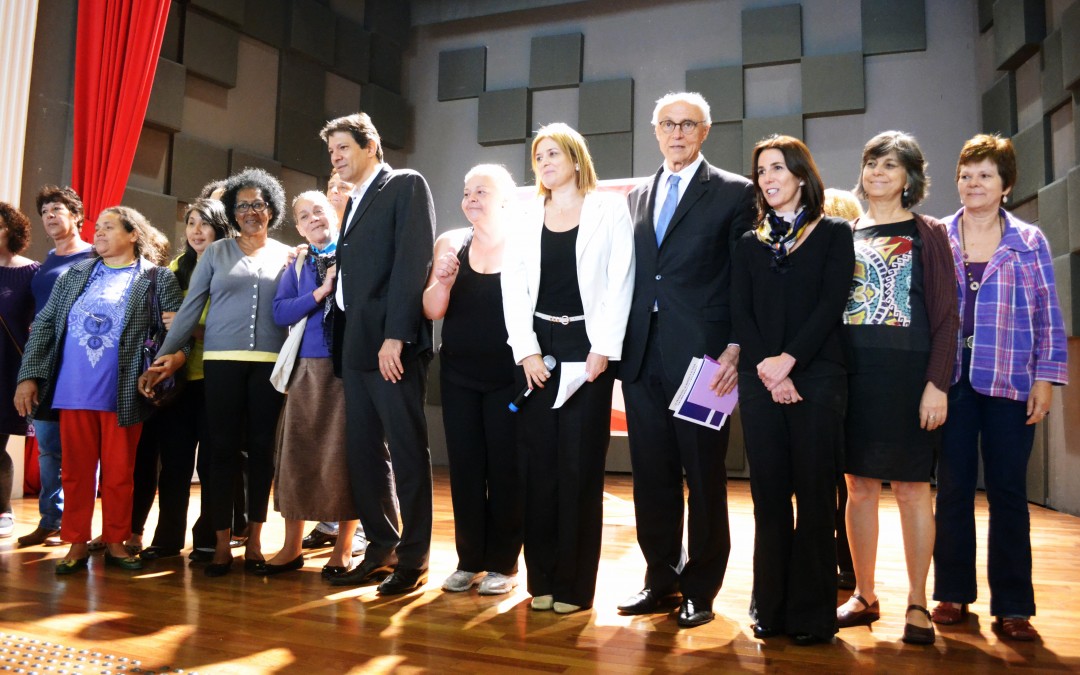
top-left (508, 355), bottom-right (557, 412)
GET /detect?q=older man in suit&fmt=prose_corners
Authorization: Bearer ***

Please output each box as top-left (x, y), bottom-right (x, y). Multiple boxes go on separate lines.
top-left (618, 92), bottom-right (755, 627)
top-left (321, 113), bottom-right (435, 595)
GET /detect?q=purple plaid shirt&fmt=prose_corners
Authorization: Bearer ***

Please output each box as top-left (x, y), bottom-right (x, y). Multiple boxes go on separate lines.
top-left (947, 207), bottom-right (1068, 401)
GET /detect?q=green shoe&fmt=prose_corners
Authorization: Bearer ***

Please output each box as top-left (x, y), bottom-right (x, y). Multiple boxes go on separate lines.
top-left (104, 553), bottom-right (143, 570)
top-left (55, 557), bottom-right (90, 575)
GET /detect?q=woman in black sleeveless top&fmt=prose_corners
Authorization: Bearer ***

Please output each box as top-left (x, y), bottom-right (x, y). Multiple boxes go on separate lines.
top-left (423, 164), bottom-right (522, 597)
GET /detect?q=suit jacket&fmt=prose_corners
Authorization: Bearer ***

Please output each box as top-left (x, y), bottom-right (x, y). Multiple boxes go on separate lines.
top-left (18, 258), bottom-right (185, 426)
top-left (337, 165), bottom-right (435, 370)
top-left (620, 159), bottom-right (755, 384)
top-left (501, 191), bottom-right (635, 364)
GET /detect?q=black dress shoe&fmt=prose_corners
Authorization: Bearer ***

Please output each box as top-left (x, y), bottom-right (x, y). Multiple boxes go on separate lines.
top-left (617, 588), bottom-right (679, 615)
top-left (328, 559), bottom-right (394, 587)
top-left (188, 548), bottom-right (214, 563)
top-left (751, 623), bottom-right (783, 639)
top-left (377, 568), bottom-right (429, 595)
top-left (140, 546), bottom-right (181, 561)
top-left (253, 555), bottom-right (304, 576)
top-left (837, 570), bottom-right (857, 591)
top-left (302, 529), bottom-right (338, 549)
top-left (676, 597), bottom-right (714, 628)
top-left (321, 565), bottom-right (347, 580)
top-left (790, 632), bottom-right (834, 646)
top-left (205, 556), bottom-right (234, 577)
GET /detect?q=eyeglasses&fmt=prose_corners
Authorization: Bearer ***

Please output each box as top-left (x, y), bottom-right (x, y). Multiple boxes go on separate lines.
top-left (235, 201), bottom-right (268, 214)
top-left (657, 119), bottom-right (706, 135)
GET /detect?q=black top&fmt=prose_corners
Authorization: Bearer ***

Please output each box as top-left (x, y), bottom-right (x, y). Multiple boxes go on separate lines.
top-left (731, 216), bottom-right (856, 410)
top-left (440, 231), bottom-right (515, 390)
top-left (536, 225), bottom-right (584, 316)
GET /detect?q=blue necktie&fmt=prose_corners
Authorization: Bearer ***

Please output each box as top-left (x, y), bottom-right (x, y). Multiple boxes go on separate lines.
top-left (655, 174), bottom-right (681, 247)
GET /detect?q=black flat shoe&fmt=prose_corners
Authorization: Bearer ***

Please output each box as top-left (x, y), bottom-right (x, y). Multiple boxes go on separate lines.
top-left (902, 605), bottom-right (936, 645)
top-left (617, 588), bottom-right (679, 615)
top-left (103, 553), bottom-right (143, 570)
top-left (790, 632), bottom-right (833, 646)
top-left (188, 548), bottom-right (214, 563)
top-left (322, 565), bottom-right (348, 580)
top-left (204, 556), bottom-right (235, 577)
top-left (328, 559), bottom-right (394, 587)
top-left (244, 558), bottom-right (267, 573)
top-left (676, 597), bottom-right (714, 628)
top-left (140, 546), bottom-right (181, 561)
top-left (253, 555), bottom-right (304, 576)
top-left (752, 623), bottom-right (783, 639)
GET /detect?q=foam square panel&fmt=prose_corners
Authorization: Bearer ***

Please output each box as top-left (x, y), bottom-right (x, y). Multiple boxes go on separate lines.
top-left (701, 122), bottom-right (743, 175)
top-left (743, 4), bottom-right (802, 66)
top-left (862, 0), bottom-right (926, 56)
top-left (802, 52), bottom-right (865, 117)
top-left (982, 72), bottom-right (1018, 136)
top-left (335, 18), bottom-right (371, 84)
top-left (288, 0), bottom-right (335, 66)
top-left (478, 88), bottom-right (531, 146)
top-left (529, 33), bottom-right (583, 90)
top-left (993, 0), bottom-right (1046, 71)
top-left (183, 9), bottom-right (239, 87)
top-left (438, 47), bottom-right (486, 101)
top-left (578, 79), bottom-right (633, 135)
top-left (742, 115), bottom-right (803, 174)
top-left (1039, 178), bottom-right (1070, 259)
top-left (685, 66), bottom-right (743, 123)
top-left (1010, 120), bottom-right (1049, 204)
top-left (242, 0), bottom-right (287, 48)
top-left (144, 58), bottom-right (185, 133)
top-left (584, 132), bottom-right (633, 180)
top-left (361, 84), bottom-right (408, 150)
top-left (170, 134), bottom-right (230, 202)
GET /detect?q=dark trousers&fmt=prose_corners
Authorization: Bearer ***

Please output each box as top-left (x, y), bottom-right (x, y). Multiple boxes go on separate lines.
top-left (934, 350), bottom-right (1036, 617)
top-left (622, 317), bottom-right (731, 600)
top-left (130, 414), bottom-right (162, 536)
top-left (441, 374), bottom-right (522, 575)
top-left (343, 352), bottom-right (431, 571)
top-left (203, 361), bottom-right (283, 530)
top-left (741, 393), bottom-right (841, 638)
top-left (518, 318), bottom-right (613, 608)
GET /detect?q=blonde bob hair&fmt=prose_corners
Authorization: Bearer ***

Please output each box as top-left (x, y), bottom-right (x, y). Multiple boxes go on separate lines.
top-left (530, 123), bottom-right (597, 198)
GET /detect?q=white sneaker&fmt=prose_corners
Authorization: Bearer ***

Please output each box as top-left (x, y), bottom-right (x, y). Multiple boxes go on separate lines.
top-left (530, 594), bottom-right (554, 610)
top-left (478, 572), bottom-right (518, 595)
top-left (553, 601), bottom-right (584, 614)
top-left (0, 512), bottom-right (13, 538)
top-left (442, 569), bottom-right (484, 592)
top-left (351, 533), bottom-right (368, 556)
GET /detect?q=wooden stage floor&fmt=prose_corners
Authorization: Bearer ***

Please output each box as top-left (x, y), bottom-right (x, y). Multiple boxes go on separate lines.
top-left (1, 469), bottom-right (1078, 673)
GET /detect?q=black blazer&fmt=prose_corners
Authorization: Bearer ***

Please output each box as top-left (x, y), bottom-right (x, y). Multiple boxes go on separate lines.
top-left (620, 159), bottom-right (755, 384)
top-left (337, 166), bottom-right (435, 371)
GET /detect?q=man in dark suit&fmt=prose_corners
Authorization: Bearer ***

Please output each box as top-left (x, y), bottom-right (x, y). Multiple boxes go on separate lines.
top-left (320, 113), bottom-right (435, 595)
top-left (618, 92), bottom-right (755, 627)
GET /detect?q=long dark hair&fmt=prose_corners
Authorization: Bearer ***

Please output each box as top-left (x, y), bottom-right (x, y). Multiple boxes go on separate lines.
top-left (751, 134), bottom-right (825, 222)
top-left (175, 199), bottom-right (231, 289)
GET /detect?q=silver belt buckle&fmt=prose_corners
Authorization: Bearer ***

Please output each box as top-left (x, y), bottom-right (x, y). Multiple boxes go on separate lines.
top-left (964, 335), bottom-right (974, 349)
top-left (556, 314), bottom-right (570, 325)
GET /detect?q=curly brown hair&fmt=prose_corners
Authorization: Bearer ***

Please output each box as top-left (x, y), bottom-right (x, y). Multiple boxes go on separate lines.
top-left (0, 202), bottom-right (32, 254)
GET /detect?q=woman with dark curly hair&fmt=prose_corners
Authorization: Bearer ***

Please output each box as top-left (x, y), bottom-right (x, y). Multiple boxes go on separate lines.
top-left (141, 168), bottom-right (291, 577)
top-left (0, 202), bottom-right (40, 539)
top-left (15, 206), bottom-right (182, 573)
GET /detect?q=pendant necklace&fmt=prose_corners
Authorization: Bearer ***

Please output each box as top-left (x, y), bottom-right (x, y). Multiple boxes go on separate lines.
top-left (959, 214), bottom-right (1003, 292)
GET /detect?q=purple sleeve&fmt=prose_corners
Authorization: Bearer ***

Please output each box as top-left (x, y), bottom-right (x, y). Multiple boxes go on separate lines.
top-left (273, 258), bottom-right (321, 327)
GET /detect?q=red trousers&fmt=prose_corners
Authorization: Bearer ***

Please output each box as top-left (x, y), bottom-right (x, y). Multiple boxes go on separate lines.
top-left (59, 410), bottom-right (142, 544)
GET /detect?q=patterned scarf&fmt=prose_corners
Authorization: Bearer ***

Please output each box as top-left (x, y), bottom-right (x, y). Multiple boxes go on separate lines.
top-left (755, 208), bottom-right (809, 273)
top-left (310, 242), bottom-right (337, 351)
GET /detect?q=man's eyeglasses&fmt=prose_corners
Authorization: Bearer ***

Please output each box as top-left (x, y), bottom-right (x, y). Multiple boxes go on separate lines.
top-left (657, 119), bottom-right (706, 135)
top-left (235, 201), bottom-right (268, 214)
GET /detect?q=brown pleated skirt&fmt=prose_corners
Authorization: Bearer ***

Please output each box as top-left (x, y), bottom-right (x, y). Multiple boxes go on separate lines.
top-left (273, 357), bottom-right (359, 521)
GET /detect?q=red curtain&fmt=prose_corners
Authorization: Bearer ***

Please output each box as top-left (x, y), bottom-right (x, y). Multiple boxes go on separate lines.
top-left (71, 0), bottom-right (171, 239)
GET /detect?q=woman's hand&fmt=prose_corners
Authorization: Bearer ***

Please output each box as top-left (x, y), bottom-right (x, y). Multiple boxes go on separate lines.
top-left (585, 352), bottom-right (608, 382)
top-left (769, 377), bottom-right (802, 405)
top-left (14, 380), bottom-right (39, 417)
top-left (139, 352), bottom-right (187, 398)
top-left (757, 353), bottom-right (796, 390)
top-left (433, 251), bottom-right (460, 287)
top-left (313, 264), bottom-right (337, 303)
top-left (285, 244), bottom-right (305, 266)
top-left (919, 381), bottom-right (947, 430)
top-left (161, 311), bottom-right (176, 330)
top-left (1026, 380), bottom-right (1053, 425)
top-left (521, 354), bottom-right (551, 390)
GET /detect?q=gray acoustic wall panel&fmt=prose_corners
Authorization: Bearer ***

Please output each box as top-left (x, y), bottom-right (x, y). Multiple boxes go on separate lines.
top-left (701, 122), bottom-right (743, 174)
top-left (276, 107), bottom-right (327, 175)
top-left (993, 0), bottom-right (1047, 71)
top-left (862, 0), bottom-right (926, 56)
top-left (978, 0), bottom-right (994, 32)
top-left (1041, 31), bottom-right (1069, 113)
top-left (243, 0), bottom-right (287, 48)
top-left (1063, 1), bottom-right (1080, 90)
top-left (122, 187), bottom-right (179, 236)
top-left (1069, 166), bottom-right (1080, 254)
top-left (361, 84), bottom-right (409, 150)
top-left (335, 19), bottom-right (371, 83)
top-left (1052, 253), bottom-right (1079, 336)
top-left (529, 33), bottom-right (583, 91)
top-left (802, 52), bottom-right (865, 117)
top-left (279, 54), bottom-right (325, 119)
top-left (144, 59), bottom-right (185, 133)
top-left (585, 132), bottom-right (633, 180)
top-left (478, 88), bottom-right (531, 146)
top-left (369, 33), bottom-right (404, 93)
top-left (288, 0), bottom-right (335, 66)
top-left (183, 9), bottom-right (239, 88)
top-left (171, 134), bottom-right (229, 202)
top-left (742, 115), bottom-right (803, 175)
top-left (191, 0), bottom-right (244, 25)
top-left (438, 47), bottom-right (486, 101)
top-left (364, 0), bottom-right (411, 48)
top-left (685, 66), bottom-right (743, 123)
top-left (742, 5), bottom-right (802, 67)
top-left (982, 73), bottom-right (1018, 136)
top-left (578, 79), bottom-right (633, 135)
top-left (229, 149), bottom-right (282, 177)
top-left (1039, 178), bottom-right (1070, 259)
top-left (1011, 120), bottom-right (1050, 205)
top-left (161, 2), bottom-right (182, 62)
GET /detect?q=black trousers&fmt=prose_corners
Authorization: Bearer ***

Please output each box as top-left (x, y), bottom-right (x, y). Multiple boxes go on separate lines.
top-left (622, 317), bottom-right (731, 600)
top-left (203, 361), bottom-right (283, 530)
top-left (441, 374), bottom-right (522, 575)
top-left (343, 351), bottom-right (431, 571)
top-left (741, 392), bottom-right (841, 638)
top-left (518, 318), bottom-right (613, 608)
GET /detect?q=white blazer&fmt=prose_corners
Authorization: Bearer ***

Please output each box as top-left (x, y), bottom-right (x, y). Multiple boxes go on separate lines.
top-left (501, 190), bottom-right (635, 364)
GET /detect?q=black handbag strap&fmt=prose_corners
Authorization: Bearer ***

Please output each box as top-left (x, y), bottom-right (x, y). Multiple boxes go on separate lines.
top-left (144, 266), bottom-right (166, 334)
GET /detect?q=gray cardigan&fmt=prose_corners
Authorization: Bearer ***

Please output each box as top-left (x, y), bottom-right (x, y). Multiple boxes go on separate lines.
top-left (160, 238), bottom-right (291, 358)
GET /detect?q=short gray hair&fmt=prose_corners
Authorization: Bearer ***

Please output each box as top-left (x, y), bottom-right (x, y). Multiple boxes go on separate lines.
top-left (651, 92), bottom-right (712, 126)
top-left (464, 163), bottom-right (517, 201)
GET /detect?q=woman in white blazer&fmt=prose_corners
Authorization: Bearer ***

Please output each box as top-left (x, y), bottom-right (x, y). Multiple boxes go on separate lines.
top-left (501, 122), bottom-right (634, 614)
